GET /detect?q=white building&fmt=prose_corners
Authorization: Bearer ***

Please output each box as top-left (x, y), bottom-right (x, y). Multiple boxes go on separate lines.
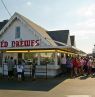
top-left (0, 12), bottom-right (84, 77)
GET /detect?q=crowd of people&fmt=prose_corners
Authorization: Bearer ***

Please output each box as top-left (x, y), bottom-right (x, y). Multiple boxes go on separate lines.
top-left (4, 56), bottom-right (36, 81)
top-left (60, 55), bottom-right (95, 78)
top-left (6, 56), bottom-right (25, 80)
top-left (3, 55), bottom-right (95, 80)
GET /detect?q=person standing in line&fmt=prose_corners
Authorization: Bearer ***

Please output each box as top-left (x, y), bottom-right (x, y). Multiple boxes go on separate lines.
top-left (66, 56), bottom-right (73, 78)
top-left (72, 57), bottom-right (78, 77)
top-left (60, 55), bottom-right (67, 74)
top-left (21, 59), bottom-right (25, 80)
top-left (80, 57), bottom-right (84, 75)
top-left (87, 57), bottom-right (93, 76)
top-left (83, 58), bottom-right (88, 76)
top-left (32, 59), bottom-right (36, 80)
top-left (91, 59), bottom-right (95, 77)
top-left (16, 61), bottom-right (24, 81)
top-left (7, 57), bottom-right (14, 79)
top-left (77, 58), bottom-right (81, 76)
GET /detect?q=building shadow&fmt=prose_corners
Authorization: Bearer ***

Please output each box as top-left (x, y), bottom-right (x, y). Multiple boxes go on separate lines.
top-left (0, 77), bottom-right (66, 91)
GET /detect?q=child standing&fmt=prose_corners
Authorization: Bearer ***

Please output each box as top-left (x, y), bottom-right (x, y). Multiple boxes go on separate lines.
top-left (17, 62), bottom-right (23, 81)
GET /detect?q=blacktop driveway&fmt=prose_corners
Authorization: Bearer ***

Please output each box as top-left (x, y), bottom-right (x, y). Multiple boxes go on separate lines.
top-left (0, 76), bottom-right (95, 97)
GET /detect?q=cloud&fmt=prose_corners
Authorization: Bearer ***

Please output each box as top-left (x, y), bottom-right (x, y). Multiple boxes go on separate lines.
top-left (26, 1), bottom-right (32, 6)
top-left (71, 18), bottom-right (95, 52)
top-left (70, 4), bottom-right (95, 54)
top-left (71, 4), bottom-right (95, 35)
top-left (77, 4), bottom-right (95, 17)
top-left (72, 18), bottom-right (95, 35)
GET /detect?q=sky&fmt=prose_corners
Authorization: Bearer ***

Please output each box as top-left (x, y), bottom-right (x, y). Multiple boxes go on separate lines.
top-left (0, 0), bottom-right (95, 54)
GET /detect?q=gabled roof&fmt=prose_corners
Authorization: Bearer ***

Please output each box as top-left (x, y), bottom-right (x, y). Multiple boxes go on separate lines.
top-left (47, 30), bottom-right (69, 46)
top-left (0, 12), bottom-right (57, 46)
top-left (0, 20), bottom-right (8, 31)
top-left (70, 35), bottom-right (75, 47)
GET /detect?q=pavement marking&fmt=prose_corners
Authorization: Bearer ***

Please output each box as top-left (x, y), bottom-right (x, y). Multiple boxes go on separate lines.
top-left (67, 95), bottom-right (91, 97)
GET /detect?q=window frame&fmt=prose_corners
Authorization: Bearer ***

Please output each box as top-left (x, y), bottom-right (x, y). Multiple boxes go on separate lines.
top-left (15, 26), bottom-right (20, 39)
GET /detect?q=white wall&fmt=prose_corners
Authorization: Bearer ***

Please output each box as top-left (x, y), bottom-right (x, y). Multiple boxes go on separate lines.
top-left (0, 19), bottom-right (52, 49)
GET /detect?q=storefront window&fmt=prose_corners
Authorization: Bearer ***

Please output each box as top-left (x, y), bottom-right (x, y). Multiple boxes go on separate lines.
top-left (24, 52), bottom-right (57, 65)
top-left (40, 53), bottom-right (55, 65)
top-left (24, 53), bottom-right (37, 65)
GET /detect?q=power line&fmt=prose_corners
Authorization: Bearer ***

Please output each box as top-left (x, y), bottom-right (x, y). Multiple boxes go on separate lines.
top-left (1, 0), bottom-right (11, 17)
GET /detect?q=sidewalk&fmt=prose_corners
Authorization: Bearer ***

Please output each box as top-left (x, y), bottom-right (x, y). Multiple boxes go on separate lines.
top-left (0, 76), bottom-right (95, 97)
